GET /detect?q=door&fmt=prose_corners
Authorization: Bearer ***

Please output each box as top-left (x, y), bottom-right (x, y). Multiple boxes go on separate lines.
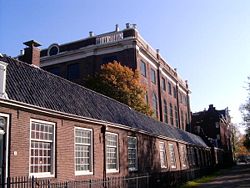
top-left (0, 114), bottom-right (8, 184)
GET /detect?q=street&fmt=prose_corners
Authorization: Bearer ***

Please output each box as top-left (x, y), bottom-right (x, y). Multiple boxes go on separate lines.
top-left (198, 164), bottom-right (250, 188)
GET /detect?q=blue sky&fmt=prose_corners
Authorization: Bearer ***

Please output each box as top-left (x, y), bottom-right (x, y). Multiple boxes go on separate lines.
top-left (1, 0), bottom-right (250, 128)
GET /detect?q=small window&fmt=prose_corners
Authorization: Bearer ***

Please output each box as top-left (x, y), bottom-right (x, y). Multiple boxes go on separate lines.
top-left (140, 61), bottom-right (147, 77)
top-left (75, 128), bottom-right (93, 175)
top-left (163, 100), bottom-right (168, 124)
top-left (48, 44), bottom-right (59, 56)
top-left (159, 142), bottom-right (167, 168)
top-left (168, 143), bottom-right (176, 168)
top-left (30, 119), bottom-right (55, 177)
top-left (168, 82), bottom-right (172, 95)
top-left (152, 93), bottom-right (158, 118)
top-left (67, 63), bottom-right (80, 80)
top-left (151, 68), bottom-right (156, 84)
top-left (161, 77), bottom-right (166, 91)
top-left (106, 133), bottom-right (119, 172)
top-left (128, 136), bottom-right (138, 171)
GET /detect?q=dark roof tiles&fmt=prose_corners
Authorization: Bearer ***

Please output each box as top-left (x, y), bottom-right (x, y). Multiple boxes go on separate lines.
top-left (1, 56), bottom-right (207, 147)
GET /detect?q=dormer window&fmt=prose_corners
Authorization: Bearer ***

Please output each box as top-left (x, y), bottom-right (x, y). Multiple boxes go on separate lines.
top-left (0, 61), bottom-right (7, 98)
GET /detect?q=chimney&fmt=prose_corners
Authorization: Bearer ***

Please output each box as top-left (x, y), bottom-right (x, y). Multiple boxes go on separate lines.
top-left (115, 24), bottom-right (119, 32)
top-left (126, 23), bottom-right (130, 29)
top-left (19, 40), bottom-right (41, 67)
top-left (89, 31), bottom-right (94, 37)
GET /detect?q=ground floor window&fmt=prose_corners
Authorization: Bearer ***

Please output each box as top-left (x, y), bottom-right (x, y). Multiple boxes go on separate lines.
top-left (106, 132), bottom-right (119, 172)
top-left (30, 119), bottom-right (55, 177)
top-left (128, 136), bottom-right (138, 171)
top-left (75, 127), bottom-right (93, 175)
top-left (168, 143), bottom-right (176, 168)
top-left (159, 142), bottom-right (167, 168)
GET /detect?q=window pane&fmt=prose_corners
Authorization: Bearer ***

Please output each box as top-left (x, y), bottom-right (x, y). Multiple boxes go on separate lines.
top-left (106, 133), bottom-right (118, 171)
top-left (140, 61), bottom-right (147, 77)
top-left (151, 68), bottom-right (156, 84)
top-left (128, 137), bottom-right (137, 170)
top-left (75, 128), bottom-right (92, 173)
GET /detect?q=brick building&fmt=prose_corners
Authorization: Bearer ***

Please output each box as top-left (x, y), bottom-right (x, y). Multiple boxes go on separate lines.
top-left (18, 24), bottom-right (191, 131)
top-left (191, 104), bottom-right (233, 166)
top-left (0, 55), bottom-right (211, 183)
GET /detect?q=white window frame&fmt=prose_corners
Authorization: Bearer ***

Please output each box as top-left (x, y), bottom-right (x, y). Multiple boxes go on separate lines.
top-left (74, 127), bottom-right (93, 176)
top-left (159, 142), bottom-right (167, 168)
top-left (168, 143), bottom-right (176, 169)
top-left (180, 145), bottom-right (187, 168)
top-left (0, 113), bottom-right (10, 179)
top-left (128, 136), bottom-right (138, 171)
top-left (29, 119), bottom-right (55, 178)
top-left (106, 132), bottom-right (119, 173)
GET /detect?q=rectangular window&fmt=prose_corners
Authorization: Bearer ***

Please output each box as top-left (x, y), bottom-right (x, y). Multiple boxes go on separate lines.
top-left (163, 100), bottom-right (168, 124)
top-left (75, 127), bottom-right (93, 175)
top-left (128, 136), bottom-right (138, 171)
top-left (180, 145), bottom-right (187, 168)
top-left (169, 103), bottom-right (174, 126)
top-left (161, 77), bottom-right (166, 91)
top-left (159, 142), bottom-right (167, 168)
top-left (140, 61), bottom-right (147, 77)
top-left (151, 68), bottom-right (156, 84)
top-left (106, 133), bottom-right (119, 172)
top-left (30, 119), bottom-right (55, 177)
top-left (173, 87), bottom-right (177, 98)
top-left (175, 106), bottom-right (179, 128)
top-left (168, 143), bottom-right (176, 168)
top-left (67, 63), bottom-right (80, 80)
top-left (168, 82), bottom-right (172, 95)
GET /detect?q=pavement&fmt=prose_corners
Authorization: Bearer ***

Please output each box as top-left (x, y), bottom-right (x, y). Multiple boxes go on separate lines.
top-left (197, 163), bottom-right (250, 188)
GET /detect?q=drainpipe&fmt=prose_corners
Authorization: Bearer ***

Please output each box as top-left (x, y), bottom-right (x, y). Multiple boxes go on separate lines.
top-left (101, 125), bottom-right (107, 181)
top-left (156, 49), bottom-right (163, 122)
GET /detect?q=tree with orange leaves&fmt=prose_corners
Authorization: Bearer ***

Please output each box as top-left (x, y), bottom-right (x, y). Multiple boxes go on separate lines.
top-left (86, 61), bottom-right (153, 116)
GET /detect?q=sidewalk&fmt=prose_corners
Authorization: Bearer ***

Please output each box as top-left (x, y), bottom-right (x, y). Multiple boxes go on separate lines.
top-left (197, 164), bottom-right (250, 188)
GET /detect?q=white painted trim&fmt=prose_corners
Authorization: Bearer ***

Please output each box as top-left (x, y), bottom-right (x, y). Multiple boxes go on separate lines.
top-left (29, 119), bottom-right (56, 178)
top-left (127, 136), bottom-right (138, 172)
top-left (159, 68), bottom-right (176, 85)
top-left (168, 143), bottom-right (177, 169)
top-left (106, 132), bottom-right (119, 173)
top-left (138, 50), bottom-right (157, 69)
top-left (159, 141), bottom-right (167, 169)
top-left (74, 127), bottom-right (93, 176)
top-left (0, 61), bottom-right (8, 99)
top-left (0, 113), bottom-right (9, 180)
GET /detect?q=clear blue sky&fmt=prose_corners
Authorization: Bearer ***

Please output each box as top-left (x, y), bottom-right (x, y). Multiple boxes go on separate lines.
top-left (1, 0), bottom-right (250, 128)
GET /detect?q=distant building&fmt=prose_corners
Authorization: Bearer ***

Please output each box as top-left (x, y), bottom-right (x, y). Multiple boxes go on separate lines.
top-left (18, 23), bottom-right (191, 131)
top-left (191, 104), bottom-right (233, 166)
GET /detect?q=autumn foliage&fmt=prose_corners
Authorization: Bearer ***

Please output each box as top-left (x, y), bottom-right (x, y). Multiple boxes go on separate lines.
top-left (85, 61), bottom-right (153, 116)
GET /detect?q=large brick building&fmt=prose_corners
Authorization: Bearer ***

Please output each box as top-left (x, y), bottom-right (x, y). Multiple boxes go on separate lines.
top-left (191, 105), bottom-right (233, 166)
top-left (18, 24), bottom-right (191, 131)
top-left (0, 55), bottom-right (212, 184)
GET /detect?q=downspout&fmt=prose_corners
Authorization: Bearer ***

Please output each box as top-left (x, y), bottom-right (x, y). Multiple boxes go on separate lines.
top-left (156, 50), bottom-right (163, 122)
top-left (101, 125), bottom-right (107, 181)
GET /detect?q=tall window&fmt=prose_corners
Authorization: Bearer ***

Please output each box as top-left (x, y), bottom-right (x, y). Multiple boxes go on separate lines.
top-left (75, 128), bottom-right (93, 175)
top-left (144, 91), bottom-right (149, 105)
top-left (152, 93), bottom-right (158, 118)
top-left (173, 87), bottom-right (177, 98)
top-left (159, 142), bottom-right (167, 168)
top-left (161, 77), bottom-right (166, 91)
top-left (169, 103), bottom-right (174, 125)
top-left (106, 133), bottom-right (119, 172)
top-left (168, 143), bottom-right (176, 168)
top-left (128, 136), bottom-right (138, 171)
top-left (140, 61), bottom-right (147, 77)
top-left (181, 110), bottom-right (184, 130)
top-left (168, 82), bottom-right (172, 95)
top-left (163, 100), bottom-right (168, 124)
top-left (30, 119), bottom-right (55, 177)
top-left (175, 106), bottom-right (179, 128)
top-left (67, 63), bottom-right (80, 80)
top-left (151, 68), bottom-right (156, 84)
top-left (180, 145), bottom-right (187, 168)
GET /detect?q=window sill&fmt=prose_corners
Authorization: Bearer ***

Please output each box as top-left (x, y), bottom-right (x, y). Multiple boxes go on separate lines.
top-left (29, 173), bottom-right (55, 178)
top-left (75, 171), bottom-right (93, 176)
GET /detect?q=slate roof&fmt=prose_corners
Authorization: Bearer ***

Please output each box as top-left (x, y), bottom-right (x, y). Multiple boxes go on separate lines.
top-left (0, 55), bottom-right (207, 147)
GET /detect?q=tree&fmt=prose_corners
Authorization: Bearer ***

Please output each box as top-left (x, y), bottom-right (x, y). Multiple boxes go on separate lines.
top-left (85, 61), bottom-right (153, 116)
top-left (240, 76), bottom-right (250, 150)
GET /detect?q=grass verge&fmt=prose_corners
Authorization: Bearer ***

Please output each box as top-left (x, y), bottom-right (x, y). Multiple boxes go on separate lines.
top-left (179, 171), bottom-right (220, 188)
